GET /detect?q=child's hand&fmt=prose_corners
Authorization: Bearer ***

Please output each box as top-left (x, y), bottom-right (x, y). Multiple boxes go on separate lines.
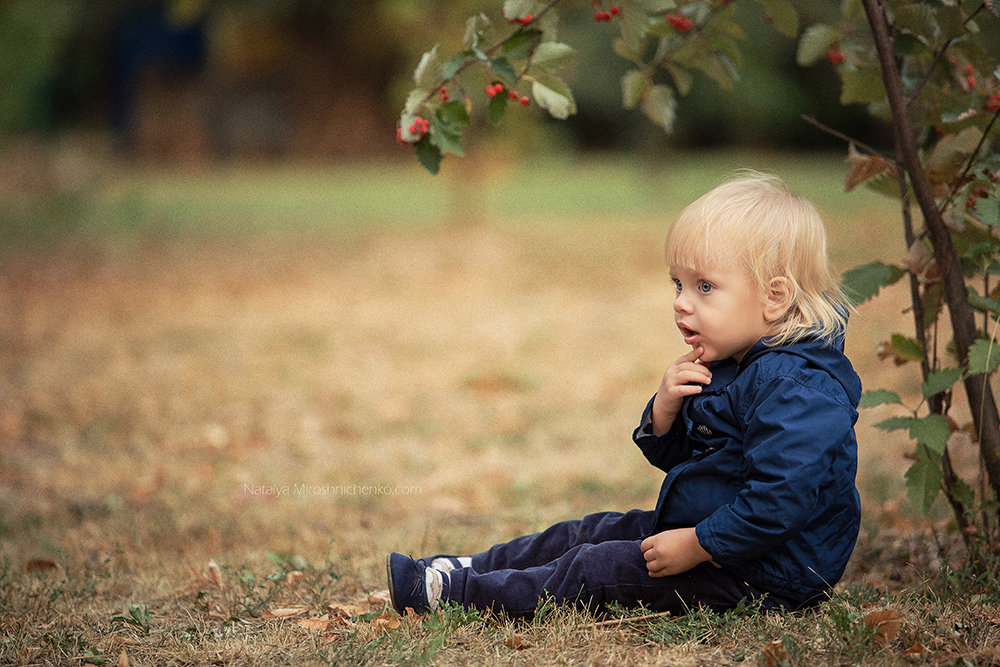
top-left (651, 346), bottom-right (712, 435)
top-left (640, 527), bottom-right (712, 577)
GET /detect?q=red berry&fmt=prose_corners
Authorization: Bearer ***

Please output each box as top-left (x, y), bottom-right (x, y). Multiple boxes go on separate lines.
top-left (396, 128), bottom-right (405, 143)
top-left (666, 14), bottom-right (693, 32)
top-left (508, 90), bottom-right (519, 100)
top-left (966, 74), bottom-right (976, 89)
top-left (439, 86), bottom-right (449, 102)
top-left (986, 92), bottom-right (1000, 113)
top-left (827, 48), bottom-right (846, 65)
top-left (594, 11), bottom-right (609, 21)
top-left (519, 96), bottom-right (530, 106)
top-left (486, 83), bottom-right (501, 98)
top-left (610, 6), bottom-right (620, 15)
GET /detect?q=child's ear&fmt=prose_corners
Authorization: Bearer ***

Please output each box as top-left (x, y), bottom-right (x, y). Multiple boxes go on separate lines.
top-left (763, 277), bottom-right (793, 322)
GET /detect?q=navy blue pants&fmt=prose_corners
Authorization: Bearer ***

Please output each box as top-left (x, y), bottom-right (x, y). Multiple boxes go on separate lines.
top-left (442, 509), bottom-right (788, 617)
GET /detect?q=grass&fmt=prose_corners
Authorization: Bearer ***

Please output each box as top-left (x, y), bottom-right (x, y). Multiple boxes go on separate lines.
top-left (2, 150), bottom-right (998, 665)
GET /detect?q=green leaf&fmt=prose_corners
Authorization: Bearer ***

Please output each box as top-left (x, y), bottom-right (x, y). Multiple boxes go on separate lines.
top-left (488, 94), bottom-right (508, 125)
top-left (921, 367), bottom-right (963, 399)
top-left (530, 73), bottom-right (577, 120)
top-left (905, 454), bottom-right (941, 515)
top-left (891, 333), bottom-right (925, 362)
top-left (488, 56), bottom-right (518, 83)
top-left (530, 42), bottom-right (576, 72)
top-left (442, 50), bottom-right (475, 80)
top-left (967, 288), bottom-right (1000, 316)
top-left (621, 69), bottom-right (649, 109)
top-left (859, 389), bottom-right (902, 408)
top-left (876, 414), bottom-right (950, 453)
top-left (414, 45), bottom-right (442, 88)
top-left (840, 65), bottom-right (885, 105)
top-left (627, 0), bottom-right (677, 11)
top-left (502, 31), bottom-right (536, 60)
top-left (796, 24), bottom-right (840, 66)
top-left (640, 84), bottom-right (677, 132)
top-left (759, 0), bottom-right (798, 38)
top-left (403, 88), bottom-right (431, 116)
top-left (967, 338), bottom-right (1000, 376)
top-left (619, 1), bottom-right (654, 51)
top-left (967, 196), bottom-right (999, 227)
top-left (840, 261), bottom-right (906, 305)
top-left (414, 136), bottom-right (443, 175)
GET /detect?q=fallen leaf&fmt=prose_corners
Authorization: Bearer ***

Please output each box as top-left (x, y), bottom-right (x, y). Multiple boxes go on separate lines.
top-left (371, 613), bottom-right (401, 632)
top-left (505, 634), bottom-right (533, 649)
top-left (118, 649), bottom-right (130, 667)
top-left (368, 590), bottom-right (391, 605)
top-left (25, 559), bottom-right (58, 574)
top-left (261, 607), bottom-right (309, 620)
top-left (297, 615), bottom-right (351, 632)
top-left (902, 640), bottom-right (929, 660)
top-left (326, 602), bottom-right (367, 618)
top-left (865, 609), bottom-right (904, 647)
top-left (197, 559), bottom-right (223, 588)
top-left (285, 570), bottom-right (305, 585)
top-left (761, 639), bottom-right (787, 667)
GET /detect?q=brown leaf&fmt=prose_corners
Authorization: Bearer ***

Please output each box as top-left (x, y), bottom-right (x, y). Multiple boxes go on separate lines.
top-left (371, 612), bottom-right (401, 632)
top-left (864, 609), bottom-right (904, 647)
top-left (297, 615), bottom-right (351, 632)
top-left (117, 649), bottom-right (130, 667)
top-left (197, 559), bottom-right (223, 588)
top-left (261, 607), bottom-right (309, 620)
top-left (505, 634), bottom-right (533, 649)
top-left (285, 570), bottom-right (305, 585)
top-left (761, 639), bottom-right (788, 666)
top-left (844, 143), bottom-right (896, 192)
top-left (25, 558), bottom-right (58, 574)
top-left (902, 640), bottom-right (929, 660)
top-left (326, 602), bottom-right (367, 618)
top-left (368, 589), bottom-right (391, 605)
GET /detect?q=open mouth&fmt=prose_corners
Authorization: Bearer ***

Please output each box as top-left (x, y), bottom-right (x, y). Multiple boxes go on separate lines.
top-left (677, 322), bottom-right (701, 345)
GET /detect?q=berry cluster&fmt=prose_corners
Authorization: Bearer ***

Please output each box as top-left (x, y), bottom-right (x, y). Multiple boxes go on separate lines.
top-left (593, 6), bottom-right (620, 21)
top-left (486, 83), bottom-right (530, 106)
top-left (827, 48), bottom-right (846, 65)
top-left (666, 13), bottom-right (693, 32)
top-left (438, 86), bottom-right (449, 102)
top-left (396, 116), bottom-right (430, 143)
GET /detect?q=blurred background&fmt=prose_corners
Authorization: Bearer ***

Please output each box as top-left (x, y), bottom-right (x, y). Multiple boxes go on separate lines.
top-left (0, 0), bottom-right (886, 177)
top-left (0, 0), bottom-right (936, 584)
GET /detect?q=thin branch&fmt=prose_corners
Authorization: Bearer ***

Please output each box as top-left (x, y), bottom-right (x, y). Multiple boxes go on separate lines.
top-left (800, 115), bottom-right (892, 161)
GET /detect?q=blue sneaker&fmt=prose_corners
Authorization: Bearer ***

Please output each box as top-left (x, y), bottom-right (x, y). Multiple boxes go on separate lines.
top-left (419, 555), bottom-right (472, 573)
top-left (386, 552), bottom-right (449, 614)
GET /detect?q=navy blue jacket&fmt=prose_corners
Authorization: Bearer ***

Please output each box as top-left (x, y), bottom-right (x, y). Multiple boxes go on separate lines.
top-left (633, 334), bottom-right (862, 606)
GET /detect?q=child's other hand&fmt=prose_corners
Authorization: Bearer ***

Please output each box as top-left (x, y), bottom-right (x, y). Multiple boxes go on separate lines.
top-left (640, 527), bottom-right (712, 577)
top-left (651, 346), bottom-right (712, 435)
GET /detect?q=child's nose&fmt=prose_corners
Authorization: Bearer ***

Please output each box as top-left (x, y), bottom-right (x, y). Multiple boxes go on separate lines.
top-left (673, 295), bottom-right (692, 313)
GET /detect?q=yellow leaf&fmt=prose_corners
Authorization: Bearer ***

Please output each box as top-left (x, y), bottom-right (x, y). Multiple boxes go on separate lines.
top-left (371, 613), bottom-right (401, 632)
top-left (864, 609), bottom-right (904, 647)
top-left (761, 639), bottom-right (787, 666)
top-left (505, 634), bottom-right (533, 649)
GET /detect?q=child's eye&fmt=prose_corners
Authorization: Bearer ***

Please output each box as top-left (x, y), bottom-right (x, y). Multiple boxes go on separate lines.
top-left (672, 279), bottom-right (682, 292)
top-left (699, 281), bottom-right (714, 293)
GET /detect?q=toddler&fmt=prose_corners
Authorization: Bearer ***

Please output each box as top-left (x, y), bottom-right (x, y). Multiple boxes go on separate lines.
top-left (386, 172), bottom-right (862, 617)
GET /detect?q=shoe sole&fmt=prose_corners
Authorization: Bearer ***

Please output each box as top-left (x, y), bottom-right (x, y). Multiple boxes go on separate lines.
top-left (385, 554), bottom-right (398, 613)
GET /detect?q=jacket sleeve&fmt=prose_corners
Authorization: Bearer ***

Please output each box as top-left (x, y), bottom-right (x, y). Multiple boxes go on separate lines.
top-left (694, 375), bottom-right (855, 564)
top-left (632, 395), bottom-right (693, 473)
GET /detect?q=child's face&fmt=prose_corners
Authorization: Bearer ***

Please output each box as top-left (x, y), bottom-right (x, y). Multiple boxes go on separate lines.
top-left (670, 260), bottom-right (772, 364)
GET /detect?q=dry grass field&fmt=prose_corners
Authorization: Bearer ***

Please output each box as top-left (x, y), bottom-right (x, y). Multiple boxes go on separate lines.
top-left (1, 152), bottom-right (997, 665)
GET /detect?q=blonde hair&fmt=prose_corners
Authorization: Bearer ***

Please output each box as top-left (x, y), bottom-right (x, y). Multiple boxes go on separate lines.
top-left (665, 171), bottom-right (849, 346)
